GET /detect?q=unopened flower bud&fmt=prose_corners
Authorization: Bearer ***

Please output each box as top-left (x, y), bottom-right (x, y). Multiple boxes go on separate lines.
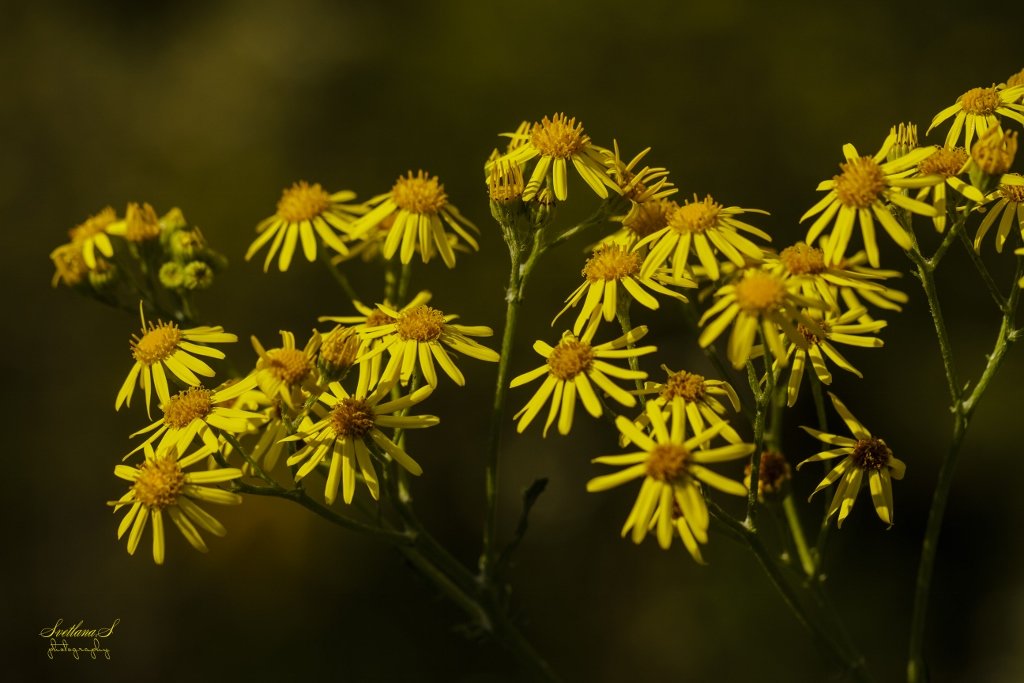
top-left (317, 326), bottom-right (360, 381)
top-left (744, 450), bottom-right (792, 500)
top-left (182, 260), bottom-right (214, 290)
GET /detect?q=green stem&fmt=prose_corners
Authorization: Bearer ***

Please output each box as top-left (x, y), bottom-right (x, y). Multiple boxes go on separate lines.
top-left (956, 229), bottom-right (1006, 311)
top-left (615, 297), bottom-right (644, 393)
top-left (320, 251), bottom-right (361, 302)
top-left (745, 345), bottom-right (774, 529)
top-left (782, 494), bottom-right (816, 578)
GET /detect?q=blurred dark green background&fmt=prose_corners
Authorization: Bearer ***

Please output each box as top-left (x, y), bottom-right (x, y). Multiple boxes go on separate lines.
top-left (6, 1), bottom-right (1024, 681)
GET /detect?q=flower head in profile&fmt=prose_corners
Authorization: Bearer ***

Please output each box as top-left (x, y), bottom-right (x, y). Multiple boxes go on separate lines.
top-left (636, 194), bottom-right (771, 282)
top-left (927, 84), bottom-right (1024, 150)
top-left (976, 174), bottom-right (1024, 252)
top-left (250, 330), bottom-right (322, 410)
top-left (511, 316), bottom-right (655, 437)
top-left (49, 242), bottom-right (90, 288)
top-left (629, 367), bottom-right (742, 445)
top-left (698, 267), bottom-right (827, 369)
top-left (65, 206), bottom-right (117, 269)
top-left (603, 141), bottom-right (676, 206)
top-left (127, 376), bottom-right (261, 458)
top-left (356, 291), bottom-right (499, 387)
top-left (347, 171), bottom-right (479, 268)
top-left (913, 146), bottom-right (985, 232)
top-left (111, 443), bottom-right (242, 565)
top-left (106, 202), bottom-right (168, 243)
top-left (554, 244), bottom-right (693, 335)
top-left (246, 181), bottom-right (364, 272)
top-left (797, 392), bottom-right (906, 527)
top-left (779, 307), bottom-right (886, 407)
top-left (802, 132), bottom-right (940, 267)
top-left (283, 368), bottom-right (435, 505)
top-left (771, 242), bottom-right (892, 312)
top-left (587, 401), bottom-right (754, 562)
top-left (320, 301), bottom-right (399, 388)
top-left (600, 198), bottom-right (678, 250)
top-left (496, 113), bottom-right (617, 201)
top-left (116, 304), bottom-right (238, 417)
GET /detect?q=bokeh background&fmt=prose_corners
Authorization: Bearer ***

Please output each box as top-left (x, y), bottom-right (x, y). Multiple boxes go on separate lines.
top-left (5, 1), bottom-right (1024, 681)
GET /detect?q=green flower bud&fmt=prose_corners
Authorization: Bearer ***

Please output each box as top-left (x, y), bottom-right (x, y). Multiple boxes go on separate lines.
top-left (182, 260), bottom-right (214, 290)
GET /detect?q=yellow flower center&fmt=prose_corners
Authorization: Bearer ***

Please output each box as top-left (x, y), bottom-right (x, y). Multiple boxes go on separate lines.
top-left (69, 206), bottom-right (116, 242)
top-left (124, 202), bottom-right (161, 242)
top-left (396, 305), bottom-right (446, 342)
top-left (960, 86), bottom-right (1001, 115)
top-left (132, 321), bottom-right (182, 365)
top-left (999, 177), bottom-right (1024, 203)
top-left (734, 272), bottom-right (786, 314)
top-left (132, 457), bottom-right (186, 509)
top-left (163, 388), bottom-right (213, 429)
top-left (391, 171), bottom-right (448, 214)
top-left (582, 245), bottom-right (640, 281)
top-left (646, 443), bottom-right (689, 481)
top-left (624, 199), bottom-right (675, 238)
top-left (918, 147), bottom-right (967, 177)
top-left (834, 157), bottom-right (886, 208)
top-left (277, 181), bottom-right (331, 223)
top-left (670, 195), bottom-right (722, 233)
top-left (1008, 68), bottom-right (1024, 89)
top-left (329, 397), bottom-right (376, 438)
top-left (746, 450), bottom-right (791, 496)
top-left (266, 348), bottom-right (312, 385)
top-left (530, 113), bottom-right (589, 159)
top-left (852, 437), bottom-right (892, 471)
top-left (779, 243), bottom-right (826, 275)
top-left (547, 338), bottom-right (594, 380)
top-left (972, 128), bottom-right (1018, 176)
top-left (660, 370), bottom-right (706, 402)
top-left (487, 159), bottom-right (525, 202)
top-left (319, 327), bottom-right (360, 370)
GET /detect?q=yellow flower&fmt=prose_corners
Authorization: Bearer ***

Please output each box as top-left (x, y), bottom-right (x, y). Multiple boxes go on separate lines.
top-left (912, 146), bottom-right (986, 233)
top-left (510, 318), bottom-right (654, 437)
top-left (968, 125), bottom-right (1018, 178)
top-left (65, 206), bottom-right (117, 269)
top-left (283, 369), bottom-right (435, 505)
top-left (49, 242), bottom-right (90, 287)
top-left (927, 84), bottom-right (1024, 150)
top-left (356, 291), bottom-right (499, 387)
top-left (316, 325), bottom-right (361, 382)
top-left (250, 331), bottom-right (322, 410)
top-left (636, 194), bottom-right (771, 282)
top-left (797, 392), bottom-right (906, 527)
top-left (497, 113), bottom-right (617, 201)
top-left (553, 244), bottom-right (693, 335)
top-left (629, 367), bottom-right (742, 445)
top-left (802, 132), bottom-right (940, 267)
top-left (246, 181), bottom-right (363, 272)
top-left (779, 307), bottom-right (886, 407)
top-left (111, 443), bottom-right (242, 564)
top-left (320, 301), bottom-right (398, 388)
top-left (116, 304), bottom-right (238, 416)
top-left (603, 141), bottom-right (677, 206)
top-left (771, 242), bottom-right (893, 312)
top-left (974, 174), bottom-right (1024, 252)
top-left (347, 171), bottom-right (479, 269)
top-left (587, 401), bottom-right (754, 561)
top-left (698, 268), bottom-right (827, 369)
top-left (220, 387), bottom-right (291, 474)
top-left (599, 198), bottom-right (678, 250)
top-left (127, 376), bottom-right (261, 458)
top-left (830, 248), bottom-right (910, 319)
top-left (106, 202), bottom-right (162, 243)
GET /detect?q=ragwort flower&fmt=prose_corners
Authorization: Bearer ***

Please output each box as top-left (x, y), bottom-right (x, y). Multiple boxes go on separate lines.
top-left (629, 367), bottom-right (742, 445)
top-left (974, 174), bottom-right (1024, 252)
top-left (250, 331), bottom-right (321, 409)
top-left (66, 206), bottom-right (117, 269)
top-left (797, 392), bottom-right (906, 527)
top-left (928, 84), bottom-right (1024, 150)
top-left (587, 401), bottom-right (754, 561)
top-left (111, 443), bottom-right (242, 565)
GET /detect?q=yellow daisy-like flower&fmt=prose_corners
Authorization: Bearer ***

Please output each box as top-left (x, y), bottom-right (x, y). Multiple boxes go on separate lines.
top-left (49, 241), bottom-right (90, 287)
top-left (127, 376), bottom-right (261, 458)
top-left (554, 244), bottom-right (693, 335)
top-left (356, 291), bottom-right (499, 387)
top-left (779, 307), bottom-right (886, 407)
top-left (65, 206), bottom-right (117, 269)
top-left (600, 198), bottom-right (678, 250)
top-left (912, 146), bottom-right (985, 232)
top-left (320, 301), bottom-right (398, 387)
top-left (250, 331), bottom-right (322, 410)
top-left (803, 133), bottom-right (941, 267)
top-left (587, 401), bottom-right (754, 561)
top-left (630, 367), bottom-right (742, 445)
top-left (797, 392), bottom-right (906, 527)
top-left (347, 171), bottom-right (479, 269)
top-left (510, 319), bottom-right (655, 437)
top-left (497, 113), bottom-right (617, 201)
top-left (603, 141), bottom-right (677, 206)
top-left (283, 369), bottom-right (435, 505)
top-left (111, 443), bottom-right (243, 565)
top-left (974, 174), bottom-right (1024, 252)
top-left (636, 194), bottom-right (771, 282)
top-left (927, 84), bottom-right (1024, 150)
top-left (246, 181), bottom-right (363, 272)
top-left (116, 305), bottom-right (238, 416)
top-left (771, 242), bottom-right (892, 312)
top-left (698, 268), bottom-right (827, 369)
